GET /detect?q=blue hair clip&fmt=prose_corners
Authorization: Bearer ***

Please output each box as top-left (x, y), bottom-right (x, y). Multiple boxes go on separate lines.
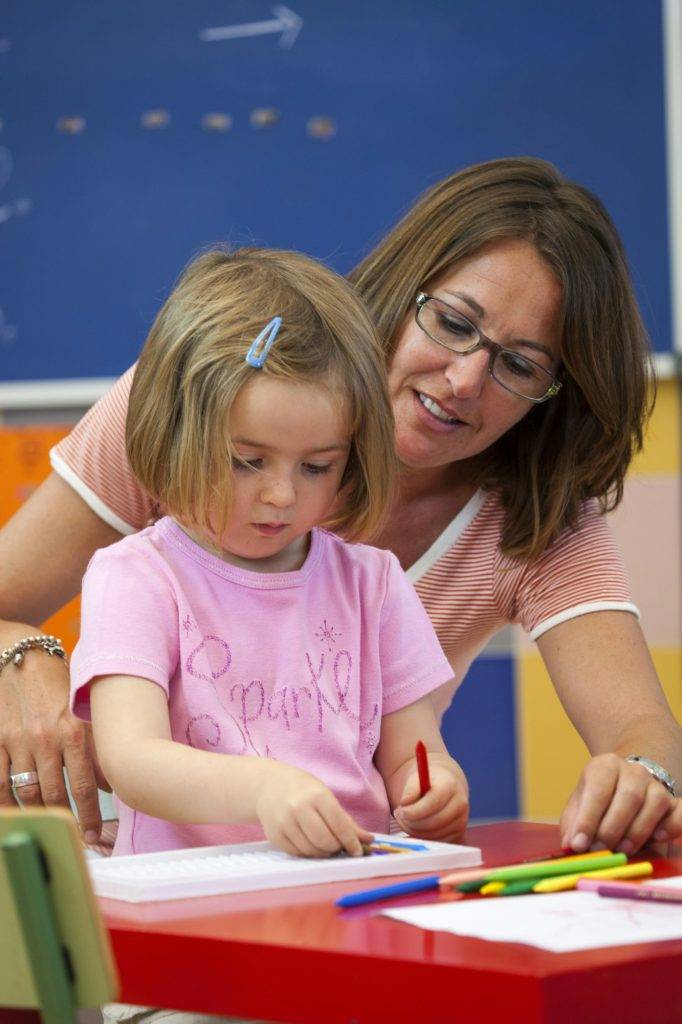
top-left (245, 316), bottom-right (282, 368)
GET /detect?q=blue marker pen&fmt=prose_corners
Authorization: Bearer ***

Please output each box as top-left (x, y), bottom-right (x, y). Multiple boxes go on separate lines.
top-left (336, 874), bottom-right (442, 909)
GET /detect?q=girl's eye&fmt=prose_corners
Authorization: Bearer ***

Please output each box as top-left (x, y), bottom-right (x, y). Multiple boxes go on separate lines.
top-left (233, 457), bottom-right (262, 471)
top-left (303, 463), bottom-right (332, 476)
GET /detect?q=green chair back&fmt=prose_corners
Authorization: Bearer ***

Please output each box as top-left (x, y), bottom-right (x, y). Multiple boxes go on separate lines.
top-left (0, 806), bottom-right (119, 1024)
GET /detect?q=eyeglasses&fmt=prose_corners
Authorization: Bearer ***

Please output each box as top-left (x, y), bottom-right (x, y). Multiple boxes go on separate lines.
top-left (415, 292), bottom-right (562, 403)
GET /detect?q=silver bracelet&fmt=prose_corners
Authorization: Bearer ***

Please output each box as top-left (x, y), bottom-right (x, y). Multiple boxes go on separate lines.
top-left (625, 755), bottom-right (676, 797)
top-left (0, 634), bottom-right (68, 672)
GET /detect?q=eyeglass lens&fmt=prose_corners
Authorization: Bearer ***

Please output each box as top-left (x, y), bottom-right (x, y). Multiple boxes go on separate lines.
top-left (417, 296), bottom-right (555, 401)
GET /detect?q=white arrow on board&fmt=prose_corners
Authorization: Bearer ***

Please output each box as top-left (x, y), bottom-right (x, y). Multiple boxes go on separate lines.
top-left (199, 5), bottom-right (303, 48)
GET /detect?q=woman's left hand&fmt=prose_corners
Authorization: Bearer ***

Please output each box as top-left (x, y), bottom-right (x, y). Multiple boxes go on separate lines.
top-left (538, 612), bottom-right (682, 854)
top-left (560, 753), bottom-right (682, 854)
top-left (393, 756), bottom-right (469, 843)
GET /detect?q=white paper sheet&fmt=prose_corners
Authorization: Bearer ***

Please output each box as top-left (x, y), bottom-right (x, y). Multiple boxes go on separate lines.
top-left (382, 879), bottom-right (682, 953)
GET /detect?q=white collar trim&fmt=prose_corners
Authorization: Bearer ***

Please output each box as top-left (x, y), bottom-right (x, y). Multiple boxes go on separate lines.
top-left (406, 489), bottom-right (488, 583)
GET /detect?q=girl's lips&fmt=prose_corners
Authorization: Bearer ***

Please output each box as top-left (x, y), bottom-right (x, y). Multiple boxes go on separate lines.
top-left (253, 523), bottom-right (287, 536)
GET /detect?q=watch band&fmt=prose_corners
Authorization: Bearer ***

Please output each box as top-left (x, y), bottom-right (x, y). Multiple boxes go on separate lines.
top-left (625, 755), bottom-right (676, 797)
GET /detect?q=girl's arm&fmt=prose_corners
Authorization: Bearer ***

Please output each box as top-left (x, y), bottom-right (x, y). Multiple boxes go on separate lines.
top-left (538, 610), bottom-right (682, 854)
top-left (374, 693), bottom-right (469, 842)
top-left (90, 674), bottom-right (372, 857)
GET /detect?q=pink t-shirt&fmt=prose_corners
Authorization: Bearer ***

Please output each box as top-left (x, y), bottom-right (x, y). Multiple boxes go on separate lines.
top-left (53, 367), bottom-right (637, 721)
top-left (70, 519), bottom-right (453, 855)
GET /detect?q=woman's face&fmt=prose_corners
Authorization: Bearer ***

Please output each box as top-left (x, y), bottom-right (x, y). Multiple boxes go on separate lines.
top-left (387, 237), bottom-right (563, 472)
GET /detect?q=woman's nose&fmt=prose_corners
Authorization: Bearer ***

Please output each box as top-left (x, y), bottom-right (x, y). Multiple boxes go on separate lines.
top-left (443, 348), bottom-right (491, 399)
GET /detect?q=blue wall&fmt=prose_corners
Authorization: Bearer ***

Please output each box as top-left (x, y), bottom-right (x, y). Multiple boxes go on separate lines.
top-left (441, 655), bottom-right (518, 820)
top-left (0, 0), bottom-right (671, 381)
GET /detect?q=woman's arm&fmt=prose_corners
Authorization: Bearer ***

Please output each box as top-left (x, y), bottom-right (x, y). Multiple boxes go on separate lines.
top-left (0, 472), bottom-right (122, 836)
top-left (538, 610), bottom-right (682, 853)
top-left (91, 674), bottom-right (372, 857)
top-left (0, 472), bottom-right (123, 623)
top-left (374, 694), bottom-right (469, 841)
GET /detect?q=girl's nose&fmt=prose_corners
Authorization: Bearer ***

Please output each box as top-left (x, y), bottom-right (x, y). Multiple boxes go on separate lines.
top-left (443, 348), bottom-right (491, 400)
top-left (261, 474), bottom-right (296, 508)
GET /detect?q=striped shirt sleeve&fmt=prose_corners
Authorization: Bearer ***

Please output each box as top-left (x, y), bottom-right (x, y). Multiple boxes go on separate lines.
top-left (50, 365), bottom-right (159, 534)
top-left (413, 493), bottom-right (637, 716)
top-left (496, 500), bottom-right (638, 640)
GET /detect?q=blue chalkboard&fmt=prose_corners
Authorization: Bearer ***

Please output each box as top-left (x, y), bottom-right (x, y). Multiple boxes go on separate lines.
top-left (0, 0), bottom-right (670, 382)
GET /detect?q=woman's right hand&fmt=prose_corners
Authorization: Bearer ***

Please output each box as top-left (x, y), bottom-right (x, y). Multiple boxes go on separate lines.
top-left (0, 471), bottom-right (126, 840)
top-left (256, 762), bottom-right (372, 858)
top-left (0, 643), bottom-right (109, 841)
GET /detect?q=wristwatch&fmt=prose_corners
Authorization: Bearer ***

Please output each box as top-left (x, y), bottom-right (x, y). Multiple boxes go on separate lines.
top-left (625, 755), bottom-right (676, 797)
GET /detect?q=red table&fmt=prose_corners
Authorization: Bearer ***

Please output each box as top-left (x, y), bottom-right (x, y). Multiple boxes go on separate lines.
top-left (100, 821), bottom-right (682, 1024)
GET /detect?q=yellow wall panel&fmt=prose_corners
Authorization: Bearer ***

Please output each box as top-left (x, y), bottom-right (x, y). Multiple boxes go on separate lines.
top-left (517, 647), bottom-right (682, 820)
top-left (656, 648), bottom-right (682, 724)
top-left (631, 379), bottom-right (680, 476)
top-left (516, 651), bottom-right (588, 820)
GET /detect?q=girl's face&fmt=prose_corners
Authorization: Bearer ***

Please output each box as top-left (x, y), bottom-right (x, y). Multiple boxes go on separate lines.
top-left (387, 238), bottom-right (563, 473)
top-left (209, 375), bottom-right (352, 572)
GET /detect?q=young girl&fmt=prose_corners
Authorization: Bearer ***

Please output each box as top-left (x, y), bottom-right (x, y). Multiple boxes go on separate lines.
top-left (69, 247), bottom-right (469, 868)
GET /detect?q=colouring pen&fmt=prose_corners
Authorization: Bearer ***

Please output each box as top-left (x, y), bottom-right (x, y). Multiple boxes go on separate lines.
top-left (479, 880), bottom-right (507, 896)
top-left (448, 847), bottom-right (622, 888)
top-left (336, 874), bottom-right (444, 908)
top-left (484, 862), bottom-right (647, 898)
top-left (375, 839), bottom-right (429, 851)
top-left (361, 839), bottom-right (429, 855)
top-left (532, 860), bottom-right (653, 893)
top-left (499, 878), bottom-right (541, 896)
top-left (416, 740), bottom-right (431, 797)
top-left (577, 878), bottom-right (682, 904)
top-left (484, 851), bottom-right (626, 883)
top-left (337, 850), bottom-right (612, 908)
top-left (438, 847), bottom-right (606, 888)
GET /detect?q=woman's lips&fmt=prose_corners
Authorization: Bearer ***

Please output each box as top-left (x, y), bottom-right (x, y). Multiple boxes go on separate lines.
top-left (416, 391), bottom-right (465, 427)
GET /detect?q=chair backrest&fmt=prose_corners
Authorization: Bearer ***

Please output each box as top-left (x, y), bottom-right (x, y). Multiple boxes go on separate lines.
top-left (0, 806), bottom-right (119, 1024)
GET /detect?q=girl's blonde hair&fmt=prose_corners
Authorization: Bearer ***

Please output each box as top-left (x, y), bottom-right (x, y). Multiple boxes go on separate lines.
top-left (349, 156), bottom-right (655, 561)
top-left (127, 247), bottom-right (396, 543)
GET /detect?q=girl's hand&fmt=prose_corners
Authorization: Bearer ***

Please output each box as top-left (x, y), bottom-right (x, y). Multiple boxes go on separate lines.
top-left (256, 762), bottom-right (373, 858)
top-left (393, 754), bottom-right (469, 843)
top-left (560, 753), bottom-right (682, 855)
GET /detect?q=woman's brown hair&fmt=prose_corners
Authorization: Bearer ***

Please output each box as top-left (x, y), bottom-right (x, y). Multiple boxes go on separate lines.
top-left (348, 156), bottom-right (655, 560)
top-left (127, 247), bottom-right (396, 544)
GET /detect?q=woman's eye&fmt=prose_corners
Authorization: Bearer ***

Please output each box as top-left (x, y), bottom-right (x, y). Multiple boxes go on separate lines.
top-left (498, 352), bottom-right (537, 379)
top-left (439, 312), bottom-right (476, 340)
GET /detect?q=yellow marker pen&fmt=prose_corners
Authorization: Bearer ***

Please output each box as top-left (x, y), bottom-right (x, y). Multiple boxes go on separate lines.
top-left (533, 861), bottom-right (653, 894)
top-left (480, 881), bottom-right (507, 896)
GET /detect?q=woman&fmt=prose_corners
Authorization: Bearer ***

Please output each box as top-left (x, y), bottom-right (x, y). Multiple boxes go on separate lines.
top-left (1, 156), bottom-right (680, 854)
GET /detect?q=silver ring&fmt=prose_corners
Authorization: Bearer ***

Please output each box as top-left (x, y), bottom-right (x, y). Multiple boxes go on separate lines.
top-left (10, 770), bottom-right (40, 789)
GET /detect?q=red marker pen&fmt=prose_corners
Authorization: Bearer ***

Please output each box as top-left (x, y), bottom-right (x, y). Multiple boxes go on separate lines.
top-left (416, 740), bottom-right (431, 797)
